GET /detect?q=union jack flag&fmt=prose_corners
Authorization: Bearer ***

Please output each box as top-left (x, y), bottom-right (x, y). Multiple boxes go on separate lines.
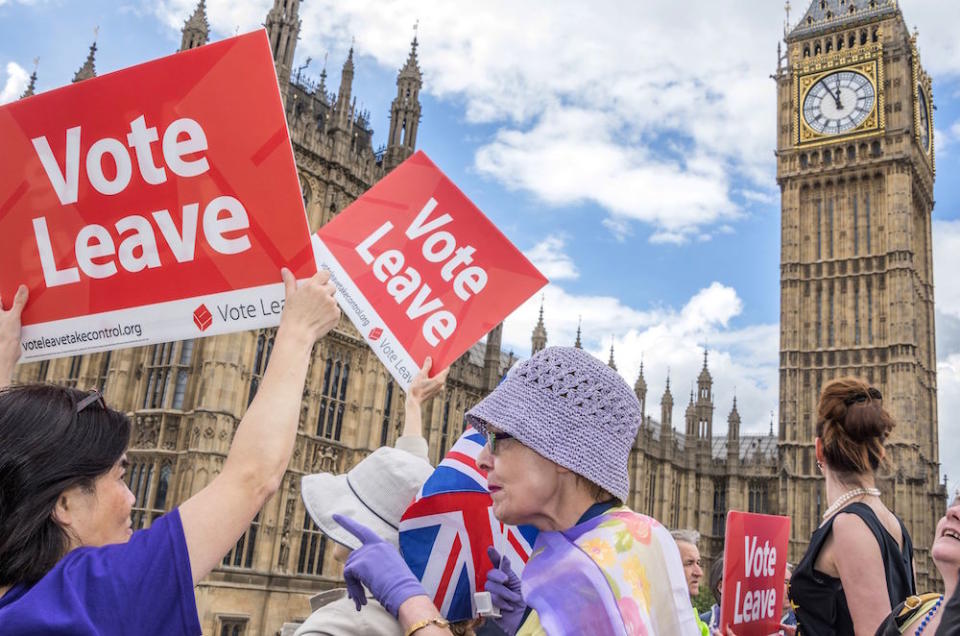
top-left (399, 428), bottom-right (538, 622)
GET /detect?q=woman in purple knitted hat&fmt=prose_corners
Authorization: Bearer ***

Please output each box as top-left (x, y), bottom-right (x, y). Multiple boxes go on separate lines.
top-left (333, 346), bottom-right (700, 636)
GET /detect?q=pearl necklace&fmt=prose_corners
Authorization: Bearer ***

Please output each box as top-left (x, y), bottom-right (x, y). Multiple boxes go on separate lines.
top-left (821, 487), bottom-right (881, 519)
top-left (915, 594), bottom-right (943, 635)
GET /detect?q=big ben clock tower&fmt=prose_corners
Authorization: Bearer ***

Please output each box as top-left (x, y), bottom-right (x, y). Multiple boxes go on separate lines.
top-left (776, 0), bottom-right (944, 589)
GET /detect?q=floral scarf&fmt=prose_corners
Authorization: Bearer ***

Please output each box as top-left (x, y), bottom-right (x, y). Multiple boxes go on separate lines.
top-left (518, 506), bottom-right (698, 636)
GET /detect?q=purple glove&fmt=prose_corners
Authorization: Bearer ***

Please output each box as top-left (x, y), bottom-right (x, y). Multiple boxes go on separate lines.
top-left (485, 546), bottom-right (526, 635)
top-left (334, 514), bottom-right (427, 617)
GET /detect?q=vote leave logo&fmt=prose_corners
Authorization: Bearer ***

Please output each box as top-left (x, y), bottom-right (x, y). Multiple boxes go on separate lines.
top-left (368, 327), bottom-right (383, 341)
top-left (193, 304), bottom-right (213, 331)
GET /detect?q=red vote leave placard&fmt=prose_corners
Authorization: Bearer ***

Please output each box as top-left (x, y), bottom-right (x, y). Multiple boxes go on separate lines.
top-left (312, 151), bottom-right (547, 389)
top-left (0, 30), bottom-right (315, 361)
top-left (720, 511), bottom-right (792, 636)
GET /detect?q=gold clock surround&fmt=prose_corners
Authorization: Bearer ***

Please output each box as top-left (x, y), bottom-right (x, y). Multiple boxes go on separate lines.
top-left (796, 59), bottom-right (884, 146)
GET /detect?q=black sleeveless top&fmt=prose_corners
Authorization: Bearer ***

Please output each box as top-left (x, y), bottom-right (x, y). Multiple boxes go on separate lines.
top-left (790, 502), bottom-right (916, 635)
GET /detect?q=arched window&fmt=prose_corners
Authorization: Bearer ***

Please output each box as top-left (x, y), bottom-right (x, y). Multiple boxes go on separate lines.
top-left (297, 510), bottom-right (327, 575)
top-left (317, 354), bottom-right (350, 440)
top-left (301, 180), bottom-right (312, 210)
top-left (380, 380), bottom-right (395, 446)
top-left (223, 512), bottom-right (260, 569)
top-left (248, 330), bottom-right (276, 406)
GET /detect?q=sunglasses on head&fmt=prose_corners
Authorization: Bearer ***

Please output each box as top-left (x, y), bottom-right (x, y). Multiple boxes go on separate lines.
top-left (844, 387), bottom-right (882, 406)
top-left (75, 388), bottom-right (106, 413)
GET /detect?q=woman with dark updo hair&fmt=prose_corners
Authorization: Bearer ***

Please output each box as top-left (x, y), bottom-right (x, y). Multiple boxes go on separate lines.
top-left (788, 377), bottom-right (915, 636)
top-left (0, 270), bottom-right (341, 635)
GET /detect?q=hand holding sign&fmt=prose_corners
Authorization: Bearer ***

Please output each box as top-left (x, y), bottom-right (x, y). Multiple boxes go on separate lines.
top-left (277, 268), bottom-right (341, 345)
top-left (0, 285), bottom-right (28, 386)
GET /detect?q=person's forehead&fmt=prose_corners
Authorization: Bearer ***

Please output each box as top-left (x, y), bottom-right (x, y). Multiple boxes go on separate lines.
top-left (678, 542), bottom-right (700, 557)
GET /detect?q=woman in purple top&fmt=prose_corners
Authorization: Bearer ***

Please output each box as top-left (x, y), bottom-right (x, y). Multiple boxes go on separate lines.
top-left (0, 269), bottom-right (341, 635)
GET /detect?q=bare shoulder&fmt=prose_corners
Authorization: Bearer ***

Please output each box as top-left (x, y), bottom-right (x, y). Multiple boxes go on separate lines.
top-left (832, 510), bottom-right (884, 559)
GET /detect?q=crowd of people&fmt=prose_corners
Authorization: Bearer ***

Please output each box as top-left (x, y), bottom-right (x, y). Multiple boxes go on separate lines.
top-left (0, 274), bottom-right (959, 635)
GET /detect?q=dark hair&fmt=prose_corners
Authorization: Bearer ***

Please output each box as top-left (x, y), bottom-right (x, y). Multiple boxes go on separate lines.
top-left (709, 557), bottom-right (724, 605)
top-left (815, 377), bottom-right (894, 475)
top-left (0, 384), bottom-right (130, 587)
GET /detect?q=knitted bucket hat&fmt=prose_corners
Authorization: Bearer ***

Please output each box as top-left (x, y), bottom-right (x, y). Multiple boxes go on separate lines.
top-left (465, 346), bottom-right (641, 502)
top-left (301, 446), bottom-right (434, 550)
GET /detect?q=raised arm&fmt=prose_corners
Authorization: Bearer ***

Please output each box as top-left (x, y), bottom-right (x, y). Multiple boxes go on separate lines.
top-left (398, 357), bottom-right (449, 444)
top-left (0, 285), bottom-right (28, 388)
top-left (180, 268), bottom-right (340, 583)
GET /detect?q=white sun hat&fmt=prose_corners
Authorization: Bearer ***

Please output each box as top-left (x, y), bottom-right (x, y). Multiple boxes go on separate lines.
top-left (301, 446), bottom-right (434, 550)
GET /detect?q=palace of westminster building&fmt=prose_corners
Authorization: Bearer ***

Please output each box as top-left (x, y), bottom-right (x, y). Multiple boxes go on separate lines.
top-left (13, 0), bottom-right (946, 633)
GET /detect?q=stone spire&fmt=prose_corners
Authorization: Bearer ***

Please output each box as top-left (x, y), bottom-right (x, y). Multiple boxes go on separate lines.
top-left (180, 0), bottom-right (209, 52)
top-left (695, 347), bottom-right (714, 440)
top-left (574, 317), bottom-right (582, 349)
top-left (265, 0), bottom-right (301, 86)
top-left (385, 29), bottom-right (423, 170)
top-left (20, 58), bottom-right (38, 99)
top-left (483, 323), bottom-right (504, 392)
top-left (685, 385), bottom-right (697, 437)
top-left (727, 395), bottom-right (741, 464)
top-left (336, 46), bottom-right (355, 111)
top-left (660, 372), bottom-right (673, 432)
top-left (318, 53), bottom-right (329, 100)
top-left (73, 30), bottom-right (98, 83)
top-left (634, 358), bottom-right (646, 423)
top-left (531, 297), bottom-right (547, 355)
top-left (607, 342), bottom-right (617, 371)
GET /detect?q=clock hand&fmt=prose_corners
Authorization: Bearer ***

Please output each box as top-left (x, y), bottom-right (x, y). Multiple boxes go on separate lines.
top-left (834, 76), bottom-right (844, 109)
top-left (821, 79), bottom-right (842, 110)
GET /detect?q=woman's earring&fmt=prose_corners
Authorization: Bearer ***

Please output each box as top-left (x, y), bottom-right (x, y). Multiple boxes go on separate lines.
top-left (816, 461), bottom-right (823, 473)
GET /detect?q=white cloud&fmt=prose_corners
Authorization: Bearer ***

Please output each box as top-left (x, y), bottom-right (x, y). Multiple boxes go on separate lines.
top-left (934, 220), bottom-right (960, 321)
top-left (934, 220), bottom-right (960, 490)
top-left (523, 235), bottom-right (579, 281)
top-left (938, 354), bottom-right (960, 494)
top-left (0, 61), bottom-right (29, 104)
top-left (906, 0), bottom-right (960, 78)
top-left (501, 278), bottom-right (778, 436)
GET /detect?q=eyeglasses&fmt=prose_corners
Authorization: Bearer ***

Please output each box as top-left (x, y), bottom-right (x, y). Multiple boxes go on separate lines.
top-left (75, 388), bottom-right (106, 413)
top-left (844, 387), bottom-right (882, 406)
top-left (486, 430), bottom-right (514, 454)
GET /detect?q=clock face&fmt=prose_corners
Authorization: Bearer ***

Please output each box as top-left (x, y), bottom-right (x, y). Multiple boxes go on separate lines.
top-left (918, 84), bottom-right (931, 153)
top-left (802, 70), bottom-right (876, 136)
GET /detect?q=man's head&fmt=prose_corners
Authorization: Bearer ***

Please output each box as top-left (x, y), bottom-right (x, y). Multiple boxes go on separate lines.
top-left (783, 562), bottom-right (794, 613)
top-left (670, 528), bottom-right (703, 598)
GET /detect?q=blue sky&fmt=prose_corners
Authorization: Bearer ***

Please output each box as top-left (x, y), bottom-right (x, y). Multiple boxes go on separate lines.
top-left (2, 0), bottom-right (960, 485)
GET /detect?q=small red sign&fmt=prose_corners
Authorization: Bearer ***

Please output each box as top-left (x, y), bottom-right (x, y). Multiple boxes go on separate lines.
top-left (368, 327), bottom-right (383, 341)
top-left (193, 304), bottom-right (213, 331)
top-left (0, 30), bottom-right (314, 361)
top-left (313, 151), bottom-right (547, 389)
top-left (719, 511), bottom-right (792, 636)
